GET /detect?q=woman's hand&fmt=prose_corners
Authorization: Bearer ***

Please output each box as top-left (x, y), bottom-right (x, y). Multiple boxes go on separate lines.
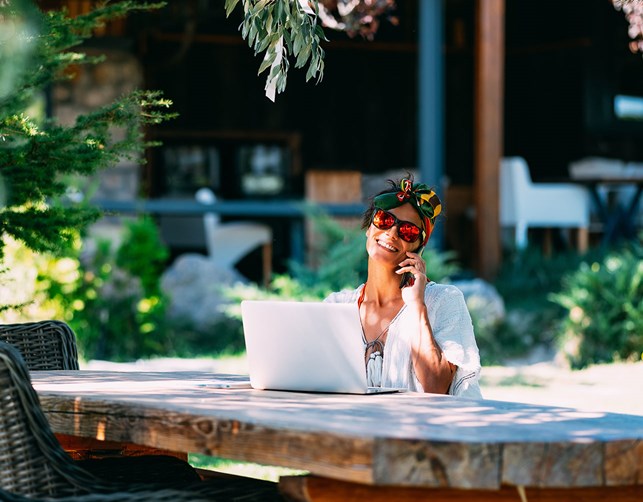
top-left (396, 251), bottom-right (427, 308)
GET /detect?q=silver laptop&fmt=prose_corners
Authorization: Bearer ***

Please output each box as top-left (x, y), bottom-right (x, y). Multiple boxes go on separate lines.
top-left (241, 300), bottom-right (402, 394)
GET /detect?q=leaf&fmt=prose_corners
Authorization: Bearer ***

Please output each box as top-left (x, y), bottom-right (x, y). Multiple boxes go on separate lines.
top-left (276, 71), bottom-right (287, 92)
top-left (255, 32), bottom-right (273, 54)
top-left (295, 43), bottom-right (311, 68)
top-left (275, 0), bottom-right (284, 21)
top-left (257, 48), bottom-right (276, 75)
top-left (269, 62), bottom-right (281, 80)
top-left (293, 33), bottom-right (304, 56)
top-left (305, 54), bottom-right (318, 82)
top-left (224, 0), bottom-right (241, 17)
top-left (282, 30), bottom-right (293, 52)
top-left (314, 23), bottom-right (328, 41)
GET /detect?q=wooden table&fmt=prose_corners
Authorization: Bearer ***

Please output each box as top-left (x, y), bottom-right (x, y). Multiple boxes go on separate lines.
top-left (571, 177), bottom-right (643, 244)
top-left (31, 371), bottom-right (643, 501)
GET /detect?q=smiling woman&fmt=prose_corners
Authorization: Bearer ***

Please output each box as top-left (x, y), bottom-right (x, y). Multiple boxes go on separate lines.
top-left (324, 175), bottom-right (482, 398)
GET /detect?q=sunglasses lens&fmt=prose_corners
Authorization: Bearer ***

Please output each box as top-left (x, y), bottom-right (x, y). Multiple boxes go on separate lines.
top-left (398, 223), bottom-right (421, 243)
top-left (373, 209), bottom-right (421, 243)
top-left (373, 209), bottom-right (395, 229)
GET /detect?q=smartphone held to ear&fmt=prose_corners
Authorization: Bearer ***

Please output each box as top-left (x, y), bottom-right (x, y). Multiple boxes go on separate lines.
top-left (399, 271), bottom-right (415, 289)
top-left (399, 247), bottom-right (424, 289)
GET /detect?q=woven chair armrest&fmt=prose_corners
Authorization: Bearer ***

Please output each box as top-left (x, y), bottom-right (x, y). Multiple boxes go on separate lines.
top-left (0, 487), bottom-right (214, 501)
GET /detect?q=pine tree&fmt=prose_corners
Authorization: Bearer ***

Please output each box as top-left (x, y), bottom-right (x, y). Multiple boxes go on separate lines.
top-left (0, 0), bottom-right (174, 261)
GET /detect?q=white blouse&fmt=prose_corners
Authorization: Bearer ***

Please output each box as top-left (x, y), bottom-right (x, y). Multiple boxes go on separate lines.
top-left (325, 282), bottom-right (483, 399)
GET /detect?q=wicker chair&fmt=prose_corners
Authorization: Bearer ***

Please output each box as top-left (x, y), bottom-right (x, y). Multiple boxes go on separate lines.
top-left (0, 321), bottom-right (210, 486)
top-left (0, 342), bottom-right (284, 501)
top-left (0, 321), bottom-right (79, 370)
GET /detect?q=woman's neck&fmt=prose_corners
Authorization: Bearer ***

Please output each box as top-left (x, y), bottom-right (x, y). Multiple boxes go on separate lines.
top-left (364, 263), bottom-right (403, 307)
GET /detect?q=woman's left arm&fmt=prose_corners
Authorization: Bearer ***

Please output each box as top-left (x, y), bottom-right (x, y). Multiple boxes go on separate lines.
top-left (398, 252), bottom-right (456, 394)
top-left (407, 303), bottom-right (456, 393)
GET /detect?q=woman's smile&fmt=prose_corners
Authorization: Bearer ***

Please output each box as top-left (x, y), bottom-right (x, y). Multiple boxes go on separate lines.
top-left (376, 238), bottom-right (399, 252)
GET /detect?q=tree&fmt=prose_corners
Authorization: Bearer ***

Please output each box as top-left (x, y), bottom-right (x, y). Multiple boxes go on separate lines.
top-left (224, 0), bottom-right (397, 101)
top-left (0, 1), bottom-right (174, 261)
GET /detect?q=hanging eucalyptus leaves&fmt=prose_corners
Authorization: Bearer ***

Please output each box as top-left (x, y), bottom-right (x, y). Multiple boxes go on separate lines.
top-left (224, 0), bottom-right (327, 101)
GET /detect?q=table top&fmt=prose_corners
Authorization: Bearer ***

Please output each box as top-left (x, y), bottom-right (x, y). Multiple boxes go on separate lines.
top-left (569, 176), bottom-right (643, 186)
top-left (31, 370), bottom-right (643, 490)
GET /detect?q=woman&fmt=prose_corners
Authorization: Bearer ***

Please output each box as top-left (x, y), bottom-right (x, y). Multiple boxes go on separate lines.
top-left (325, 176), bottom-right (482, 398)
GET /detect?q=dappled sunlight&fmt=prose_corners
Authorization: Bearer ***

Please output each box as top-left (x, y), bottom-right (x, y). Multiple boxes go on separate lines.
top-left (31, 370), bottom-right (643, 446)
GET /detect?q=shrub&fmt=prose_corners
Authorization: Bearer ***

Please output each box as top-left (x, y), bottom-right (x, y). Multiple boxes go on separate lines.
top-left (43, 217), bottom-right (172, 361)
top-left (549, 243), bottom-right (643, 368)
top-left (483, 246), bottom-right (611, 365)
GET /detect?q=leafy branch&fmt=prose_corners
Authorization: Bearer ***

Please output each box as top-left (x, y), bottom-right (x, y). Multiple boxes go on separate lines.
top-left (224, 0), bottom-right (327, 101)
top-left (0, 1), bottom-right (175, 259)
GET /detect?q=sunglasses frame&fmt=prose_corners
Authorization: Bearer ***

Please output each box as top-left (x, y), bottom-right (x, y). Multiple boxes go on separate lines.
top-left (371, 208), bottom-right (423, 244)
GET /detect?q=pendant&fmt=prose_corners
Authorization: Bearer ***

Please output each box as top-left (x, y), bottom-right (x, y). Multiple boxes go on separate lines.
top-left (366, 350), bottom-right (383, 387)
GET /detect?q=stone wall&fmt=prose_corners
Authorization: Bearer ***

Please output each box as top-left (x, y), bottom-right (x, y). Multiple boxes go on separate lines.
top-left (51, 48), bottom-right (143, 201)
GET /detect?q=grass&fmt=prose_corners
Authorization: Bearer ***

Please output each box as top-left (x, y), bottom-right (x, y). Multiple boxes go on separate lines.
top-left (188, 454), bottom-right (308, 482)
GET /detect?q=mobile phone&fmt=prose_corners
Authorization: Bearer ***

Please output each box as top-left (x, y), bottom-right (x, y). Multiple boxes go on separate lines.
top-left (399, 246), bottom-right (425, 289)
top-left (399, 271), bottom-right (414, 289)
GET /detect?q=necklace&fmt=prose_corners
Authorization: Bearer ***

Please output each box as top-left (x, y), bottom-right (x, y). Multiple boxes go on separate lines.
top-left (357, 284), bottom-right (406, 386)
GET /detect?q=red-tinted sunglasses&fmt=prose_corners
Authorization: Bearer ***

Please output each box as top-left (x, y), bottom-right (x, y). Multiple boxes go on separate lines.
top-left (371, 208), bottom-right (423, 243)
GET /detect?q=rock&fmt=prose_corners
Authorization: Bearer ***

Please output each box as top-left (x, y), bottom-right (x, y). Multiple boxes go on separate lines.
top-left (451, 278), bottom-right (505, 329)
top-left (160, 254), bottom-right (247, 331)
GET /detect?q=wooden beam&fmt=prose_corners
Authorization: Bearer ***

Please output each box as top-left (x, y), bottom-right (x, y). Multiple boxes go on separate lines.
top-left (55, 433), bottom-right (188, 461)
top-left (279, 476), bottom-right (643, 502)
top-left (474, 0), bottom-right (505, 279)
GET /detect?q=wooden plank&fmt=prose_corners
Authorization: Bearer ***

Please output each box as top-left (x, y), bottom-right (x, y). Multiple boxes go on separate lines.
top-left (444, 185), bottom-right (475, 266)
top-left (605, 440), bottom-right (643, 485)
top-left (502, 442), bottom-right (603, 487)
top-left (279, 476), bottom-right (643, 502)
top-left (44, 402), bottom-right (375, 484)
top-left (373, 439), bottom-right (500, 488)
top-left (56, 433), bottom-right (188, 461)
top-left (474, 0), bottom-right (505, 279)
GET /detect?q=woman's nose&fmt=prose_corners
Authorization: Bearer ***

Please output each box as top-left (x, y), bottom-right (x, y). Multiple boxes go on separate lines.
top-left (385, 224), bottom-right (399, 238)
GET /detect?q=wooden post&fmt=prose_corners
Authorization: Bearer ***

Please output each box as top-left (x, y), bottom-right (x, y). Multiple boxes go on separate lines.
top-left (474, 0), bottom-right (505, 280)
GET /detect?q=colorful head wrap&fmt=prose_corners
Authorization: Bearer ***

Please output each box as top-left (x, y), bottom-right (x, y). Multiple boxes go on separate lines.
top-left (372, 177), bottom-right (442, 247)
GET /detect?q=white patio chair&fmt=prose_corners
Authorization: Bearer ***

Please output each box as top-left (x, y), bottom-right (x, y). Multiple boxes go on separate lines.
top-left (500, 156), bottom-right (590, 251)
top-left (195, 188), bottom-right (272, 287)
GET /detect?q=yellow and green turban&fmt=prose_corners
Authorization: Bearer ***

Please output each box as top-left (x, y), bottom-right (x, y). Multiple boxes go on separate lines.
top-left (373, 178), bottom-right (442, 247)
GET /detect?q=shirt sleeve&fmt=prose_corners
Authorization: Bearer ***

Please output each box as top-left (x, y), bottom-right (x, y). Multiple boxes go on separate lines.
top-left (426, 284), bottom-right (483, 399)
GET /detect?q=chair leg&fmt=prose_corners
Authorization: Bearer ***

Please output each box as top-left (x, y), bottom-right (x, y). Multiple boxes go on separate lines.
top-left (262, 242), bottom-right (272, 288)
top-left (543, 229), bottom-right (553, 256)
top-left (577, 227), bottom-right (589, 254)
top-left (515, 222), bottom-right (528, 250)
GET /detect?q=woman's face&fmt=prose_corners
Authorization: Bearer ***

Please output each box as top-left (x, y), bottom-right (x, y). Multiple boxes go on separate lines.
top-left (366, 203), bottom-right (424, 266)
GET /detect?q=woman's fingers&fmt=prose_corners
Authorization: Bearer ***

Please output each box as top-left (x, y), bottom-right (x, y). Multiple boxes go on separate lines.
top-left (398, 252), bottom-right (426, 273)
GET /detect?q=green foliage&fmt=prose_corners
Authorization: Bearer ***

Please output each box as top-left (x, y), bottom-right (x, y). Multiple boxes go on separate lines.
top-left (116, 217), bottom-right (169, 296)
top-left (224, 0), bottom-right (326, 100)
top-left (550, 242), bottom-right (643, 369)
top-left (43, 218), bottom-right (172, 361)
top-left (494, 247), bottom-right (605, 311)
top-left (189, 453), bottom-right (307, 482)
top-left (0, 1), bottom-right (174, 260)
top-left (480, 247), bottom-right (607, 365)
